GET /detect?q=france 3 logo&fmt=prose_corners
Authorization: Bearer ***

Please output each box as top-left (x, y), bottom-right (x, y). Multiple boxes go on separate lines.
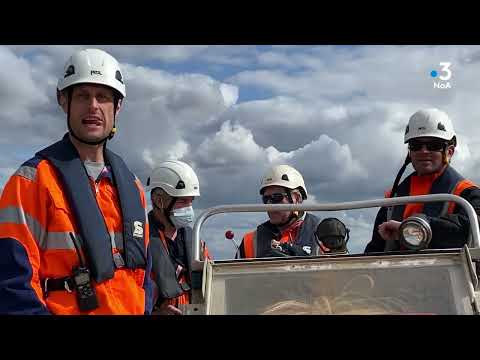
top-left (430, 62), bottom-right (452, 89)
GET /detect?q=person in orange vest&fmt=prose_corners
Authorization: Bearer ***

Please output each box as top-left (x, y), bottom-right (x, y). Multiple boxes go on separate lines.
top-left (146, 160), bottom-right (210, 315)
top-left (238, 165), bottom-right (322, 258)
top-left (365, 108), bottom-right (480, 252)
top-left (0, 49), bottom-right (153, 314)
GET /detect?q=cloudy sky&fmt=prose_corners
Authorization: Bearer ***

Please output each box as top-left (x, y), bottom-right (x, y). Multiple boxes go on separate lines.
top-left (2, 45), bottom-right (480, 259)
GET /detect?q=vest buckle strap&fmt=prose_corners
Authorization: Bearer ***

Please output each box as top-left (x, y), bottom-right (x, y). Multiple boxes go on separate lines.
top-left (43, 276), bottom-right (75, 298)
top-left (113, 252), bottom-right (126, 268)
top-left (180, 282), bottom-right (191, 292)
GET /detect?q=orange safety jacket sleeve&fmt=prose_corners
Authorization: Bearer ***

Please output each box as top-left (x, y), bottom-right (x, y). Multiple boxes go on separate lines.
top-left (0, 159), bottom-right (51, 314)
top-left (365, 187), bottom-right (480, 253)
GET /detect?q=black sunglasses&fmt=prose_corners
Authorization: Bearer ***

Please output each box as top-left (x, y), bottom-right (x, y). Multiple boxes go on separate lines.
top-left (262, 193), bottom-right (289, 204)
top-left (408, 140), bottom-right (446, 152)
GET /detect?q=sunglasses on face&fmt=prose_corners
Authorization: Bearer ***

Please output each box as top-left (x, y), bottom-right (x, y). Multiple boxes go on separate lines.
top-left (408, 140), bottom-right (446, 152)
top-left (262, 193), bottom-right (290, 204)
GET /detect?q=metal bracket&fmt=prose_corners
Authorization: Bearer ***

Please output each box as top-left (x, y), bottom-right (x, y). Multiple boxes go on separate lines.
top-left (462, 245), bottom-right (480, 314)
top-left (468, 247), bottom-right (480, 261)
top-left (464, 245), bottom-right (479, 291)
top-left (178, 303), bottom-right (205, 315)
top-left (472, 296), bottom-right (480, 315)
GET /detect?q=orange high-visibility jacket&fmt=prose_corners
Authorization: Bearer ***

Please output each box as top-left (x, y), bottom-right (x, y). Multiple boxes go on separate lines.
top-left (385, 165), bottom-right (477, 220)
top-left (148, 211), bottom-right (211, 308)
top-left (365, 165), bottom-right (480, 253)
top-left (0, 136), bottom-right (152, 315)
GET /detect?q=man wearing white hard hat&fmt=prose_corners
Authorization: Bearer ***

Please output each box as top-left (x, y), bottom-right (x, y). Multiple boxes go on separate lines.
top-left (238, 165), bottom-right (322, 258)
top-left (365, 108), bottom-right (480, 253)
top-left (0, 49), bottom-right (153, 314)
top-left (146, 160), bottom-right (210, 315)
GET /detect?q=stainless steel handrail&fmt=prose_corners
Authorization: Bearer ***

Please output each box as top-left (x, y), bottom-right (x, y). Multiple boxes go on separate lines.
top-left (191, 194), bottom-right (480, 270)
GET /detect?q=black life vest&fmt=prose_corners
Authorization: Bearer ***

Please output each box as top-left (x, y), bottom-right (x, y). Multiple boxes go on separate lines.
top-left (37, 133), bottom-right (147, 283)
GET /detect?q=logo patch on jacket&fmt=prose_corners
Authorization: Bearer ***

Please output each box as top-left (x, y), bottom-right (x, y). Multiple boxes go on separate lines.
top-left (133, 221), bottom-right (144, 238)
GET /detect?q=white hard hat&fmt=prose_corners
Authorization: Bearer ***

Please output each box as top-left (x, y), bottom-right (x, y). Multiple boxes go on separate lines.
top-left (147, 160), bottom-right (200, 197)
top-left (57, 48), bottom-right (126, 98)
top-left (404, 108), bottom-right (456, 144)
top-left (260, 164), bottom-right (308, 200)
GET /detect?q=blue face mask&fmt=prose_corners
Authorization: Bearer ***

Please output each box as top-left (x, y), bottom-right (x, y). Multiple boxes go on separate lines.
top-left (169, 206), bottom-right (194, 229)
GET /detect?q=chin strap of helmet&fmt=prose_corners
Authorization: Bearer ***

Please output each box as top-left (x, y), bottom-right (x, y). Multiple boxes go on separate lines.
top-left (275, 189), bottom-right (301, 228)
top-left (164, 197), bottom-right (177, 228)
top-left (386, 154), bottom-right (411, 222)
top-left (390, 154), bottom-right (411, 199)
top-left (442, 137), bottom-right (455, 165)
top-left (152, 192), bottom-right (177, 229)
top-left (67, 86), bottom-right (121, 145)
top-left (108, 94), bottom-right (121, 140)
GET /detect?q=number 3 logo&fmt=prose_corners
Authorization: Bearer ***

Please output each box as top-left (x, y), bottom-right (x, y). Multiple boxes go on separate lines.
top-left (439, 62), bottom-right (452, 81)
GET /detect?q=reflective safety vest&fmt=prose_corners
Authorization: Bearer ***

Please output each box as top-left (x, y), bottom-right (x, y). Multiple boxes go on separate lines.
top-left (0, 134), bottom-right (151, 314)
top-left (148, 210), bottom-right (210, 307)
top-left (241, 213), bottom-right (320, 258)
top-left (385, 165), bottom-right (478, 251)
top-left (387, 165), bottom-right (477, 220)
